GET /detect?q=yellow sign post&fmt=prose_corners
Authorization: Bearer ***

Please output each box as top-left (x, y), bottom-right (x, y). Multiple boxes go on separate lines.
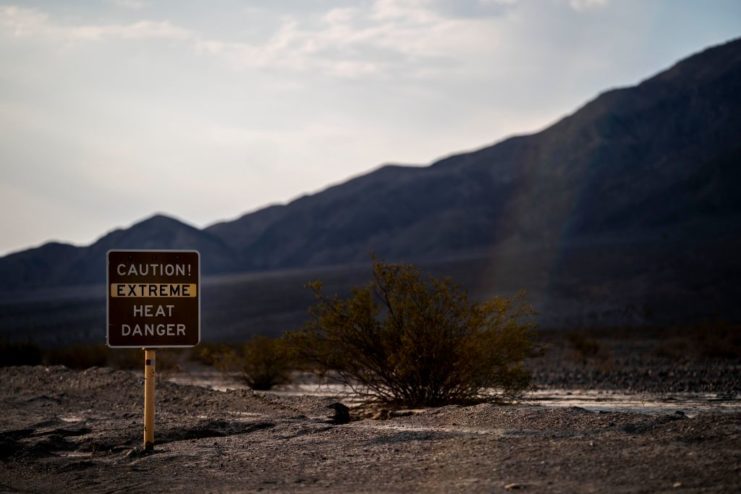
top-left (143, 349), bottom-right (156, 450)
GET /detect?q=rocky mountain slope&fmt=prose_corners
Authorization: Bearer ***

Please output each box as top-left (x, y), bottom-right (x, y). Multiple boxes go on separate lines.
top-left (207, 37), bottom-right (741, 269)
top-left (1, 38), bottom-right (739, 297)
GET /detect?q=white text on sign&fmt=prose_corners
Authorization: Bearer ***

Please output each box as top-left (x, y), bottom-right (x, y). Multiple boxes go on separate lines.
top-left (121, 323), bottom-right (187, 336)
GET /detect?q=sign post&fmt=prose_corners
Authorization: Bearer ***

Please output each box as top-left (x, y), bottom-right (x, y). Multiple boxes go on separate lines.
top-left (144, 349), bottom-right (156, 450)
top-left (107, 250), bottom-right (200, 451)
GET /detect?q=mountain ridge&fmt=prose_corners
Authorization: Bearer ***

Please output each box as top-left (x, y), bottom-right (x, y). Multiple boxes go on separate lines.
top-left (1, 37), bottom-right (740, 296)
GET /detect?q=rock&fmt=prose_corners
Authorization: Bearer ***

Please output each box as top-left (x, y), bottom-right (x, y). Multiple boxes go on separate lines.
top-left (327, 402), bottom-right (351, 424)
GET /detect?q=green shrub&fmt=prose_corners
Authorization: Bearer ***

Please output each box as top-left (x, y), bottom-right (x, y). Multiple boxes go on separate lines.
top-left (287, 259), bottom-right (534, 407)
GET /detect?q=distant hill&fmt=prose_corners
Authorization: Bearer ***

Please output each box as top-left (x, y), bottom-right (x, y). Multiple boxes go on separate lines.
top-left (0, 215), bottom-right (238, 291)
top-left (1, 36), bottom-right (740, 321)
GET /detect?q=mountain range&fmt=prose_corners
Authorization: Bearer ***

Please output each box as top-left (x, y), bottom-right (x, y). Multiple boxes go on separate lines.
top-left (1, 37), bottom-right (740, 327)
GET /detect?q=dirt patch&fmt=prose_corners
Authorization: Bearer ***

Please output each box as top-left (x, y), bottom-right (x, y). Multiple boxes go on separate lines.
top-left (0, 366), bottom-right (739, 493)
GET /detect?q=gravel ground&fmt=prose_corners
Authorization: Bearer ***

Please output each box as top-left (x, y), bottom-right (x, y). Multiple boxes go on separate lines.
top-left (529, 328), bottom-right (741, 394)
top-left (0, 366), bottom-right (739, 493)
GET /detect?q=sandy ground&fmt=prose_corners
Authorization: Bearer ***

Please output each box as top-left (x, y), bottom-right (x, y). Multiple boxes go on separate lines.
top-left (0, 366), bottom-right (739, 493)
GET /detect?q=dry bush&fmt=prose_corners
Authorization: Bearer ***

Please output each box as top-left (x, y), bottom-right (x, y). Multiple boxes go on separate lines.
top-left (192, 343), bottom-right (237, 367)
top-left (240, 336), bottom-right (292, 390)
top-left (208, 337), bottom-right (292, 390)
top-left (287, 259), bottom-right (534, 407)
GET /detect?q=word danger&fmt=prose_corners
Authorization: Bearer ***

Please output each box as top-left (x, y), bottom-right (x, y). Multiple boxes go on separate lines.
top-left (121, 323), bottom-right (186, 337)
top-left (110, 283), bottom-right (197, 298)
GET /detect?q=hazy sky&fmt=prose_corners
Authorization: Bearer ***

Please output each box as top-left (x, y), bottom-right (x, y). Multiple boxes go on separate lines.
top-left (0, 0), bottom-right (739, 255)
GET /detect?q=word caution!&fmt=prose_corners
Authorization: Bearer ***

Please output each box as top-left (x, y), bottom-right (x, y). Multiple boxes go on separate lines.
top-left (107, 250), bottom-right (200, 348)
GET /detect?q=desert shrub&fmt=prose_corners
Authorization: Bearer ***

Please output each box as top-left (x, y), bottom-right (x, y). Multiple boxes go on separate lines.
top-left (0, 339), bottom-right (42, 366)
top-left (240, 336), bottom-right (292, 390)
top-left (287, 260), bottom-right (534, 407)
top-left (192, 342), bottom-right (237, 367)
top-left (209, 337), bottom-right (292, 390)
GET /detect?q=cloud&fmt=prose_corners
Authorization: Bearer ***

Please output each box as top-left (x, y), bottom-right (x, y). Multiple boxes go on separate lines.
top-left (0, 2), bottom-right (511, 80)
top-left (190, 0), bottom-right (508, 79)
top-left (0, 5), bottom-right (48, 37)
top-left (70, 20), bottom-right (191, 41)
top-left (429, 0), bottom-right (519, 19)
top-left (0, 6), bottom-right (191, 42)
top-left (111, 0), bottom-right (148, 10)
top-left (172, 0), bottom-right (504, 80)
top-left (568, 0), bottom-right (609, 11)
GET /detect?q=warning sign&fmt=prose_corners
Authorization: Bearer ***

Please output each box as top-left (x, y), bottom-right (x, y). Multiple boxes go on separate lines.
top-left (107, 250), bottom-right (200, 348)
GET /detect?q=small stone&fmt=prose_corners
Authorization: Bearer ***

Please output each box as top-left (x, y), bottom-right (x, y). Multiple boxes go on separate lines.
top-left (327, 402), bottom-right (351, 424)
top-left (505, 482), bottom-right (524, 490)
top-left (673, 482), bottom-right (682, 488)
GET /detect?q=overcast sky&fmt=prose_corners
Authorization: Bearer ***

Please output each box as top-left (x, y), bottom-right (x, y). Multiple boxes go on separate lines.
top-left (0, 0), bottom-right (739, 255)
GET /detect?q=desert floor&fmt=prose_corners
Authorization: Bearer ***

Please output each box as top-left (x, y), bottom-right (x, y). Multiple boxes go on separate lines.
top-left (0, 362), bottom-right (739, 494)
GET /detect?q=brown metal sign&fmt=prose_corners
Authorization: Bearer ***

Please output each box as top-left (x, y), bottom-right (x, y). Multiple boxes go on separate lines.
top-left (107, 250), bottom-right (200, 348)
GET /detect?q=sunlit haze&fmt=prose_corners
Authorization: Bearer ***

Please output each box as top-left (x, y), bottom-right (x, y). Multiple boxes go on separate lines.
top-left (0, 0), bottom-right (739, 255)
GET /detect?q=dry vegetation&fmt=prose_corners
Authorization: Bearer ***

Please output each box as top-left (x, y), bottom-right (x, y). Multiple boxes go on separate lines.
top-left (198, 336), bottom-right (293, 390)
top-left (287, 260), bottom-right (534, 406)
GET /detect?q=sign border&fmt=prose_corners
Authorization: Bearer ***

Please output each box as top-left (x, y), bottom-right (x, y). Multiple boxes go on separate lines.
top-left (106, 249), bottom-right (201, 349)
